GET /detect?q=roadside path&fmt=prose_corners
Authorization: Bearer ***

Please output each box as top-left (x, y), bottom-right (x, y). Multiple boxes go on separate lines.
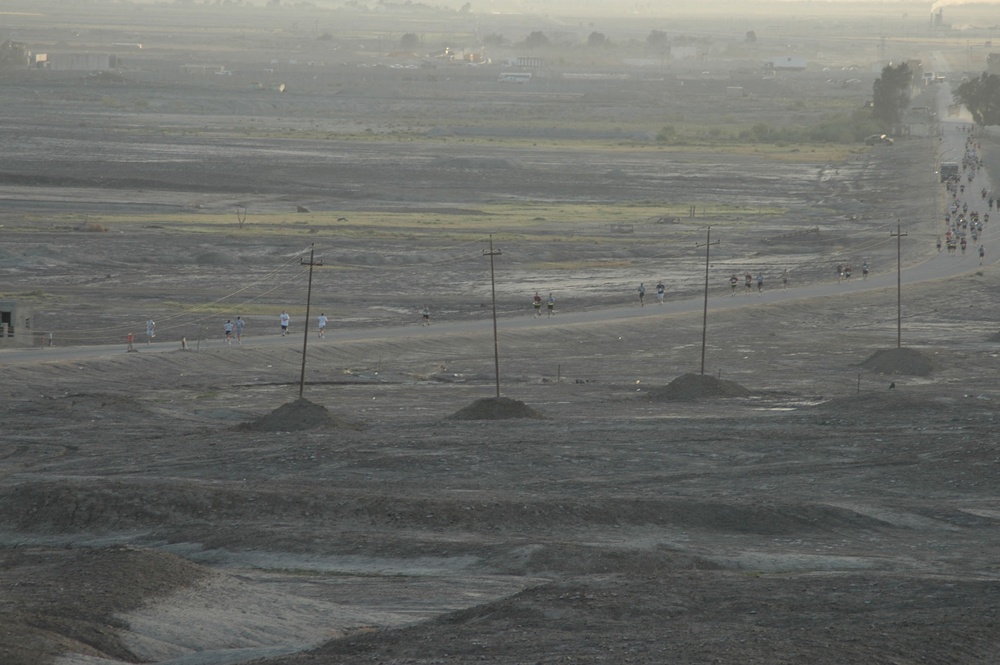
top-left (2, 237), bottom-right (991, 365)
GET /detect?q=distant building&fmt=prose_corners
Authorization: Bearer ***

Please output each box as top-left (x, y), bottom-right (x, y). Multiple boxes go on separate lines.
top-left (48, 53), bottom-right (118, 71)
top-left (0, 39), bottom-right (30, 67)
top-left (182, 64), bottom-right (229, 75)
top-left (766, 56), bottom-right (807, 71)
top-left (516, 56), bottom-right (544, 68)
top-left (0, 301), bottom-right (39, 347)
top-left (498, 72), bottom-right (532, 83)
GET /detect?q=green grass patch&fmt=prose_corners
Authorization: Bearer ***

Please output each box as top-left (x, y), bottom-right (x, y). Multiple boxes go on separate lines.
top-left (532, 259), bottom-right (635, 270)
top-left (63, 202), bottom-right (789, 240)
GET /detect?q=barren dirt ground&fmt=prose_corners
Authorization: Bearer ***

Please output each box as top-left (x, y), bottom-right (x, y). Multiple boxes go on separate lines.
top-left (3, 7), bottom-right (1000, 662)
top-left (4, 131), bottom-right (1000, 664)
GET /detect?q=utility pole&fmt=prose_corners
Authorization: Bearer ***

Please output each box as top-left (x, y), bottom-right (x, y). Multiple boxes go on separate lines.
top-left (483, 235), bottom-right (502, 398)
top-left (298, 244), bottom-right (323, 399)
top-left (695, 227), bottom-right (720, 375)
top-left (891, 220), bottom-right (907, 348)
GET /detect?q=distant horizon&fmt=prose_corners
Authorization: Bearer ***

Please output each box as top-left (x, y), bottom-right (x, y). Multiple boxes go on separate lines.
top-left (8, 0), bottom-right (1000, 8)
top-left (5, 0), bottom-right (1000, 25)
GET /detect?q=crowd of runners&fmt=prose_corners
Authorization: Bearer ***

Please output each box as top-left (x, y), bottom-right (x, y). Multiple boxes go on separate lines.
top-left (160, 311), bottom-right (339, 345)
top-left (940, 131), bottom-right (991, 263)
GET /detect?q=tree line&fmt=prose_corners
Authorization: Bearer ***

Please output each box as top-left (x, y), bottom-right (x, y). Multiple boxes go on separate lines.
top-left (873, 61), bottom-right (1000, 129)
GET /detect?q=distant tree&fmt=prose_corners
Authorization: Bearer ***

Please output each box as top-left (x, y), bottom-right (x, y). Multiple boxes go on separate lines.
top-left (647, 30), bottom-right (667, 49)
top-left (587, 32), bottom-right (608, 48)
top-left (523, 31), bottom-right (550, 49)
top-left (871, 62), bottom-right (912, 130)
top-left (745, 30), bottom-right (757, 43)
top-left (400, 33), bottom-right (419, 50)
top-left (0, 40), bottom-right (29, 68)
top-left (655, 124), bottom-right (677, 143)
top-left (483, 32), bottom-right (504, 47)
top-left (955, 73), bottom-right (1000, 126)
top-left (459, 2), bottom-right (471, 12)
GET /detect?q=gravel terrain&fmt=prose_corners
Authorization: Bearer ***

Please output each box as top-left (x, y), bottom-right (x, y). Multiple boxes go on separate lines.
top-left (2, 3), bottom-right (1000, 663)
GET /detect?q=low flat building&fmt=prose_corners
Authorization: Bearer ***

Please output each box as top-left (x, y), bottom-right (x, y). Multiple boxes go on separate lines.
top-left (48, 53), bottom-right (118, 71)
top-left (767, 56), bottom-right (807, 71)
top-left (0, 301), bottom-right (41, 347)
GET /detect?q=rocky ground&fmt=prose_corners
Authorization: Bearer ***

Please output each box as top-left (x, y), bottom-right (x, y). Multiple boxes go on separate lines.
top-left (3, 4), bottom-right (1000, 663)
top-left (4, 252), bottom-right (1000, 664)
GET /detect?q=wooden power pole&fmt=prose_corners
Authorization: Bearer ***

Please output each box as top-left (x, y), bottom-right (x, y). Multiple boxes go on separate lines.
top-left (298, 244), bottom-right (323, 399)
top-left (891, 220), bottom-right (907, 348)
top-left (483, 236), bottom-right (503, 398)
top-left (696, 227), bottom-right (720, 375)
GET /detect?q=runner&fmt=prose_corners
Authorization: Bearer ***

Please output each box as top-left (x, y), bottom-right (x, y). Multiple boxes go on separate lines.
top-left (979, 244), bottom-right (985, 265)
top-left (781, 269), bottom-right (788, 290)
top-left (844, 265), bottom-right (852, 280)
top-left (656, 281), bottom-right (665, 304)
top-left (421, 305), bottom-right (431, 326)
top-left (862, 261), bottom-right (870, 280)
top-left (729, 274), bottom-right (739, 296)
top-left (533, 292), bottom-right (542, 317)
top-left (234, 316), bottom-right (245, 344)
top-left (755, 272), bottom-right (764, 294)
top-left (279, 311), bottom-right (290, 336)
top-left (835, 264), bottom-right (843, 282)
top-left (744, 272), bottom-right (753, 294)
top-left (317, 312), bottom-right (328, 338)
top-left (547, 293), bottom-right (555, 317)
top-left (223, 319), bottom-right (234, 345)
top-left (936, 238), bottom-right (942, 253)
top-left (145, 318), bottom-right (156, 344)
top-left (637, 283), bottom-right (646, 307)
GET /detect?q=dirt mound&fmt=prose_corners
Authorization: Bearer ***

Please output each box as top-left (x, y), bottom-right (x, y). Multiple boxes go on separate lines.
top-left (813, 392), bottom-right (955, 414)
top-left (8, 392), bottom-right (153, 425)
top-left (647, 373), bottom-right (751, 401)
top-left (298, 574), bottom-right (1000, 665)
top-left (238, 398), bottom-right (360, 432)
top-left (861, 348), bottom-right (935, 376)
top-left (0, 545), bottom-right (209, 663)
top-left (447, 396), bottom-right (544, 420)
